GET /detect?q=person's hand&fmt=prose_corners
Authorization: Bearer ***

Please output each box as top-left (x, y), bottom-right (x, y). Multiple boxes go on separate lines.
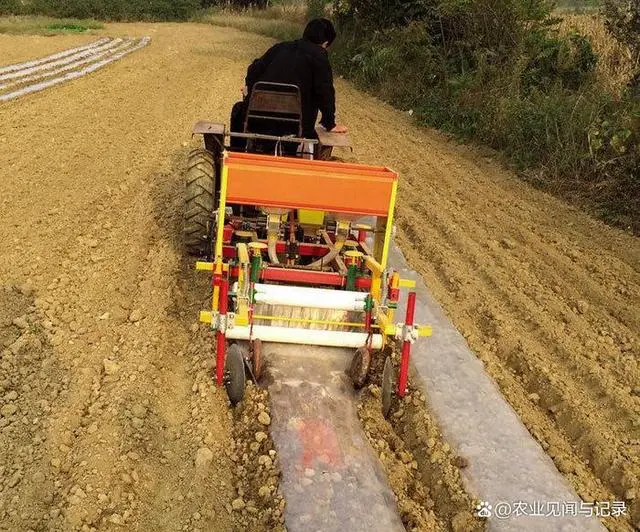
top-left (241, 85), bottom-right (248, 97)
top-left (329, 124), bottom-right (348, 133)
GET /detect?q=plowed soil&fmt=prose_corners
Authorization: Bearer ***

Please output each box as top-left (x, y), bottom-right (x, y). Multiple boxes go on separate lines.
top-left (0, 33), bottom-right (97, 64)
top-left (0, 22), bottom-right (262, 531)
top-left (0, 21), bottom-right (638, 532)
top-left (336, 89), bottom-right (640, 529)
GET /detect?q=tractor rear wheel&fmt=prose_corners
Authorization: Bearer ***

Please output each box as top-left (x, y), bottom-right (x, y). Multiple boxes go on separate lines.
top-left (184, 149), bottom-right (216, 257)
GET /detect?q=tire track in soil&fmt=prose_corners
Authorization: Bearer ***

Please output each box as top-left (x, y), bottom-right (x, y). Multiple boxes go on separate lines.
top-left (156, 150), bottom-right (287, 532)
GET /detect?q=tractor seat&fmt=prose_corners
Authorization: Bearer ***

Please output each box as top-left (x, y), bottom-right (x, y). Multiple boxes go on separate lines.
top-left (244, 82), bottom-right (303, 155)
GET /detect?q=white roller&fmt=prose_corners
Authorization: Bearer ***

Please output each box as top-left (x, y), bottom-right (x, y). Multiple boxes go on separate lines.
top-left (227, 325), bottom-right (383, 349)
top-left (253, 283), bottom-right (367, 311)
top-left (254, 292), bottom-right (365, 311)
top-left (254, 283), bottom-right (368, 300)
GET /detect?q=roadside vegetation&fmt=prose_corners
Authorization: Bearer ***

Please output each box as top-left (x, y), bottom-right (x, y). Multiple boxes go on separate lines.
top-left (204, 9), bottom-right (301, 41)
top-left (0, 0), bottom-right (200, 21)
top-left (0, 16), bottom-right (103, 34)
top-left (335, 0), bottom-right (639, 230)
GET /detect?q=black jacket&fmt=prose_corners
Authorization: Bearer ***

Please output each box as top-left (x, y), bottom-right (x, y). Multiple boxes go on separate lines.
top-left (245, 39), bottom-right (336, 138)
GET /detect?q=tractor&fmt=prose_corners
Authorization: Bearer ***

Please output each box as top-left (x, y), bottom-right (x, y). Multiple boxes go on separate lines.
top-left (184, 82), bottom-right (431, 416)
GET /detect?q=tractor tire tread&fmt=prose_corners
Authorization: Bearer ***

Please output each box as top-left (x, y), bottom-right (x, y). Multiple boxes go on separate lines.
top-left (183, 148), bottom-right (216, 257)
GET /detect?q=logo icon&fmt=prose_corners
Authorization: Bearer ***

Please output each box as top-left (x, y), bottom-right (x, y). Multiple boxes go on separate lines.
top-left (475, 501), bottom-right (492, 517)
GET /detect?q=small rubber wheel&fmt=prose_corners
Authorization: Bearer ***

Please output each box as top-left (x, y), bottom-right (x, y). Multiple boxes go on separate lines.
top-left (348, 346), bottom-right (371, 389)
top-left (225, 343), bottom-right (245, 406)
top-left (251, 339), bottom-right (263, 380)
top-left (381, 356), bottom-right (395, 418)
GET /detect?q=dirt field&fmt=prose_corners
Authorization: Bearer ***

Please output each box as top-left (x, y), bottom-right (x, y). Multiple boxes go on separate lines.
top-left (0, 21), bottom-right (638, 531)
top-left (0, 22), bottom-right (263, 531)
top-left (0, 33), bottom-right (99, 64)
top-left (335, 93), bottom-right (640, 528)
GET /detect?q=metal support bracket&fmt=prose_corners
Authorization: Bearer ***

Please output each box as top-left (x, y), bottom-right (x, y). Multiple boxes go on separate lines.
top-left (395, 324), bottom-right (421, 343)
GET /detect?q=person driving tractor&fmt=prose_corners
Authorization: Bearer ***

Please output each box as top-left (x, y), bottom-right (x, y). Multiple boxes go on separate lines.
top-left (230, 18), bottom-right (348, 147)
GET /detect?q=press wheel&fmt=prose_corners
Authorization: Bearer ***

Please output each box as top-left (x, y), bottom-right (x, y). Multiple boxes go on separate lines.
top-left (348, 346), bottom-right (371, 389)
top-left (381, 356), bottom-right (395, 418)
top-left (225, 343), bottom-right (246, 406)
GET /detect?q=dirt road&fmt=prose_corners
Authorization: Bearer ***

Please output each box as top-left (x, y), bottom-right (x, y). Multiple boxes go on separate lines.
top-left (0, 21), bottom-right (638, 531)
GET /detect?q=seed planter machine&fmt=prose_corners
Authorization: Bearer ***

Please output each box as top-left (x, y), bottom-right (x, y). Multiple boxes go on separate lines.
top-left (186, 116), bottom-right (431, 416)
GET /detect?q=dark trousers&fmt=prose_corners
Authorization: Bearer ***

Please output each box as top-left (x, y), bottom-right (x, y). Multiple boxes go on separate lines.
top-left (230, 101), bottom-right (247, 150)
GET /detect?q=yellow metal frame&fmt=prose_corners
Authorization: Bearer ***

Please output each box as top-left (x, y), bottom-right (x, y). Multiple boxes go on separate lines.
top-left (379, 179), bottom-right (398, 269)
top-left (198, 152), bottom-right (431, 344)
top-left (235, 242), bottom-right (250, 326)
top-left (214, 156), bottom-right (229, 262)
top-left (199, 310), bottom-right (433, 338)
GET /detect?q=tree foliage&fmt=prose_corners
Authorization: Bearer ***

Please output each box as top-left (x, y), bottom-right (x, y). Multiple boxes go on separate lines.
top-left (1, 0), bottom-right (202, 20)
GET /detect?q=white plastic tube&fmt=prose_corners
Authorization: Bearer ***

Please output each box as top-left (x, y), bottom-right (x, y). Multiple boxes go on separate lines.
top-left (253, 283), bottom-right (367, 311)
top-left (227, 325), bottom-right (383, 349)
top-left (267, 234), bottom-right (280, 264)
top-left (255, 283), bottom-right (367, 300)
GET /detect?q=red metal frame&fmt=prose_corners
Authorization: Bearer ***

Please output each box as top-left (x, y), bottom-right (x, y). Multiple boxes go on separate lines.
top-left (227, 265), bottom-right (372, 290)
top-left (398, 291), bottom-right (416, 397)
top-left (216, 275), bottom-right (229, 386)
top-left (261, 267), bottom-right (343, 286)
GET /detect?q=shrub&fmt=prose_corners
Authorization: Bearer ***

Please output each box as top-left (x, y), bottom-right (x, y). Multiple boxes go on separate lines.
top-left (23, 0), bottom-right (201, 20)
top-left (331, 0), bottom-right (638, 231)
top-left (307, 0), bottom-right (331, 18)
top-left (603, 0), bottom-right (640, 92)
top-left (0, 0), bottom-right (22, 15)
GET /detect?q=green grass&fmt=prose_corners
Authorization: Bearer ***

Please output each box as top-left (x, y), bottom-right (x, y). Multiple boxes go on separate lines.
top-left (202, 11), bottom-right (302, 42)
top-left (554, 0), bottom-right (601, 13)
top-left (0, 15), bottom-right (103, 35)
top-left (46, 22), bottom-right (96, 32)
